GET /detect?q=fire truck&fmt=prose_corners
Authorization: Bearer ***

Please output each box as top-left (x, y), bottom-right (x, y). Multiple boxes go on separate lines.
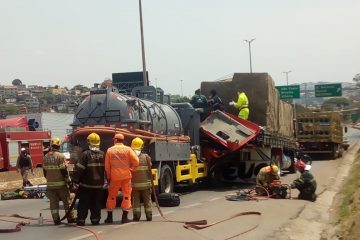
top-left (0, 117), bottom-right (51, 171)
top-left (67, 73), bottom-right (297, 193)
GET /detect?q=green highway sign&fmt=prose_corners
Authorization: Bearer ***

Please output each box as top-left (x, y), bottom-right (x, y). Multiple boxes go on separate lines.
top-left (276, 85), bottom-right (300, 99)
top-left (315, 83), bottom-right (342, 97)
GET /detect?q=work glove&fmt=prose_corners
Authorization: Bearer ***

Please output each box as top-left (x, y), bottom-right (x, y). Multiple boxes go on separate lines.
top-left (229, 101), bottom-right (235, 106)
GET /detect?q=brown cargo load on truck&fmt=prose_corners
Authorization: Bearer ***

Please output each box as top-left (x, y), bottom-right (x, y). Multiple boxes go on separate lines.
top-left (201, 73), bottom-right (294, 138)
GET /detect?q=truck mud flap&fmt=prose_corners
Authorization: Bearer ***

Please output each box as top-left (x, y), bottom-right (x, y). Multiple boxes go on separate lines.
top-left (158, 193), bottom-right (180, 207)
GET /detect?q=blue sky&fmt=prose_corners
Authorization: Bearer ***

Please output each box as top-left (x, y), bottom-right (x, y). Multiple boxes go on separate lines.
top-left (0, 0), bottom-right (359, 96)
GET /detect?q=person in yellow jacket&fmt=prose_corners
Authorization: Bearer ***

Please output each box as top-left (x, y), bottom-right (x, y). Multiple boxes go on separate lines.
top-left (104, 133), bottom-right (139, 224)
top-left (256, 165), bottom-right (280, 188)
top-left (131, 137), bottom-right (153, 221)
top-left (43, 137), bottom-right (76, 225)
top-left (229, 91), bottom-right (249, 120)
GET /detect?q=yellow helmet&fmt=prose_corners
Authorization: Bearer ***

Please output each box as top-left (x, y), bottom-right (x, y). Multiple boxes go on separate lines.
top-left (51, 137), bottom-right (62, 147)
top-left (131, 137), bottom-right (144, 150)
top-left (87, 132), bottom-right (100, 147)
top-left (271, 165), bottom-right (279, 174)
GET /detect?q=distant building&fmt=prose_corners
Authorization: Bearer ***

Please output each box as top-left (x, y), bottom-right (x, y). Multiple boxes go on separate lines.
top-left (51, 88), bottom-right (67, 95)
top-left (0, 85), bottom-right (17, 97)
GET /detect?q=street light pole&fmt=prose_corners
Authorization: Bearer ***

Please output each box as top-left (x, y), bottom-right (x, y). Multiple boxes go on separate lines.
top-left (282, 70), bottom-right (292, 86)
top-left (180, 80), bottom-right (183, 97)
top-left (244, 38), bottom-right (256, 73)
top-left (139, 0), bottom-right (148, 86)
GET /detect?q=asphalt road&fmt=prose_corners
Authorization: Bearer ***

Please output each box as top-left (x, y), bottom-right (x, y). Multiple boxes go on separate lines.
top-left (1, 128), bottom-right (359, 240)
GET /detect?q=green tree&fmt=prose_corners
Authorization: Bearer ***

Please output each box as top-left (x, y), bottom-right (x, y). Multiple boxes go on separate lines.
top-left (0, 104), bottom-right (19, 116)
top-left (170, 95), bottom-right (190, 103)
top-left (43, 90), bottom-right (56, 104)
top-left (321, 97), bottom-right (352, 111)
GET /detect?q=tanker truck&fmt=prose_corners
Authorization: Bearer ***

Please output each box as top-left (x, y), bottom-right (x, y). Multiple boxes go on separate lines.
top-left (67, 73), bottom-right (297, 192)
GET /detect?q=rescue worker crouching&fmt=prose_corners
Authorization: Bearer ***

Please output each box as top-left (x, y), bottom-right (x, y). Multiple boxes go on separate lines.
top-left (43, 137), bottom-right (76, 225)
top-left (72, 133), bottom-right (105, 226)
top-left (104, 133), bottom-right (140, 224)
top-left (256, 165), bottom-right (280, 194)
top-left (291, 161), bottom-right (317, 202)
top-left (229, 91), bottom-right (249, 120)
top-left (131, 137), bottom-right (153, 222)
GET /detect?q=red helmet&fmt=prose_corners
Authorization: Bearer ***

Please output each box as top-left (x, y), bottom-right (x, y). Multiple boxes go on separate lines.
top-left (295, 160), bottom-right (306, 171)
top-left (114, 133), bottom-right (124, 140)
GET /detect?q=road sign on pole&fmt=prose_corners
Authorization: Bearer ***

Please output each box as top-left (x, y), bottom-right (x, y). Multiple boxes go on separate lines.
top-left (276, 85), bottom-right (300, 99)
top-left (315, 83), bottom-right (342, 97)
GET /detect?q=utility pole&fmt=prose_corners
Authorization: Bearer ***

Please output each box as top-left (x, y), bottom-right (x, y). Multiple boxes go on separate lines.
top-left (139, 0), bottom-right (148, 86)
top-left (282, 70), bottom-right (292, 86)
top-left (180, 80), bottom-right (183, 97)
top-left (244, 38), bottom-right (256, 73)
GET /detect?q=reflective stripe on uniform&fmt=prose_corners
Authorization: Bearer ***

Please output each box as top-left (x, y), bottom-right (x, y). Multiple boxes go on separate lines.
top-left (47, 181), bottom-right (66, 187)
top-left (111, 163), bottom-right (130, 167)
top-left (76, 163), bottom-right (86, 169)
top-left (133, 207), bottom-right (141, 213)
top-left (79, 183), bottom-right (103, 189)
top-left (87, 163), bottom-right (104, 167)
top-left (51, 209), bottom-right (59, 214)
top-left (133, 182), bottom-right (151, 188)
top-left (43, 165), bottom-right (61, 170)
top-left (145, 208), bottom-right (152, 213)
top-left (136, 166), bottom-right (148, 170)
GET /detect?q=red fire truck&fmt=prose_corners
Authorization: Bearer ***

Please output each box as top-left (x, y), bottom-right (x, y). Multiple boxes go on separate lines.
top-left (0, 117), bottom-right (51, 171)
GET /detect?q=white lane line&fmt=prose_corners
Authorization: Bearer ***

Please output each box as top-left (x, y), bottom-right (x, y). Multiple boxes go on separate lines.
top-left (181, 203), bottom-right (201, 209)
top-left (153, 210), bottom-right (174, 217)
top-left (113, 222), bottom-right (138, 229)
top-left (68, 231), bottom-right (103, 240)
top-left (208, 197), bottom-right (221, 201)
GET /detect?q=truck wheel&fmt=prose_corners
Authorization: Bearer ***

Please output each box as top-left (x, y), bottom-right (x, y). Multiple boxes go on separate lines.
top-left (288, 158), bottom-right (296, 174)
top-left (159, 164), bottom-right (174, 194)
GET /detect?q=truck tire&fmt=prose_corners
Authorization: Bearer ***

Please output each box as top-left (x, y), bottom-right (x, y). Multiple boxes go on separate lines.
top-left (159, 164), bottom-right (174, 194)
top-left (157, 193), bottom-right (180, 207)
top-left (288, 158), bottom-right (296, 174)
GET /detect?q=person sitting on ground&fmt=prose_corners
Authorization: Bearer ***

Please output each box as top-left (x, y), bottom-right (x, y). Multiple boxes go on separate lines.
top-left (291, 160), bottom-right (317, 202)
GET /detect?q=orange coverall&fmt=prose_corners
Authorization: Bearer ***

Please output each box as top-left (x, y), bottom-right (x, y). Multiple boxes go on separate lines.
top-left (105, 143), bottom-right (139, 211)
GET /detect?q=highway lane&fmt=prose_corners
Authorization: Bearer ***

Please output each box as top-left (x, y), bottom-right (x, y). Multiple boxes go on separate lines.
top-left (1, 129), bottom-right (359, 240)
top-left (1, 155), bottom-right (344, 240)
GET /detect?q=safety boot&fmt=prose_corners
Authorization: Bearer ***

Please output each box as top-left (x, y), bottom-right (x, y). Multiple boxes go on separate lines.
top-left (121, 211), bottom-right (131, 224)
top-left (133, 212), bottom-right (141, 222)
top-left (54, 219), bottom-right (61, 225)
top-left (104, 211), bottom-right (113, 224)
top-left (146, 213), bottom-right (152, 221)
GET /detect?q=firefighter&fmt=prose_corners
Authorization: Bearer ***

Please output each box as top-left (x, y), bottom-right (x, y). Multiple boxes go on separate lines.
top-left (208, 89), bottom-right (223, 111)
top-left (229, 91), bottom-right (249, 120)
top-left (256, 165), bottom-right (280, 189)
top-left (72, 133), bottom-right (105, 226)
top-left (291, 160), bottom-right (317, 201)
top-left (131, 137), bottom-right (153, 221)
top-left (43, 137), bottom-right (76, 225)
top-left (16, 148), bottom-right (34, 187)
top-left (104, 133), bottom-right (139, 224)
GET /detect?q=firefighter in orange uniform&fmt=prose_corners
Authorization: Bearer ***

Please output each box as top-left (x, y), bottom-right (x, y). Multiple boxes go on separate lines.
top-left (104, 133), bottom-right (139, 224)
top-left (131, 137), bottom-right (153, 221)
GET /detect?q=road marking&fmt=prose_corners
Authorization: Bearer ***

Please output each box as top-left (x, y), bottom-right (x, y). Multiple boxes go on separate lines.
top-left (68, 231), bottom-right (103, 240)
top-left (208, 197), bottom-right (221, 201)
top-left (113, 222), bottom-right (138, 229)
top-left (181, 203), bottom-right (201, 209)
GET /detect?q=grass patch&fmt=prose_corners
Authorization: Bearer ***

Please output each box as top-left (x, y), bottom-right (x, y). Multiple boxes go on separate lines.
top-left (337, 152), bottom-right (360, 224)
